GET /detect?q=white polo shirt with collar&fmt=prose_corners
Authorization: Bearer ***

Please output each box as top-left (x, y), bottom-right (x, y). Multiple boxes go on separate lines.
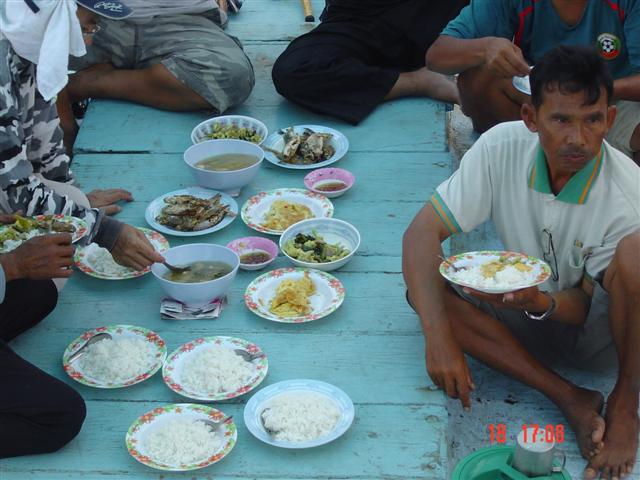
top-left (430, 121), bottom-right (640, 292)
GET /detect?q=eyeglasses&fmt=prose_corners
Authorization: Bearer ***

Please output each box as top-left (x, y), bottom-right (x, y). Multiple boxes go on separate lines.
top-left (82, 24), bottom-right (101, 38)
top-left (542, 228), bottom-right (559, 282)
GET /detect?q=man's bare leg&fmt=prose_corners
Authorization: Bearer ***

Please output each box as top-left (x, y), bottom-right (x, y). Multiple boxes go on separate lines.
top-left (585, 232), bottom-right (640, 480)
top-left (435, 288), bottom-right (606, 458)
top-left (457, 65), bottom-right (528, 133)
top-left (385, 67), bottom-right (460, 104)
top-left (67, 63), bottom-right (210, 111)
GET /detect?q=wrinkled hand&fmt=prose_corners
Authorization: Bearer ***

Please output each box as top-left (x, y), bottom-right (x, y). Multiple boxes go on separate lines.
top-left (483, 37), bottom-right (530, 78)
top-left (1, 234), bottom-right (74, 280)
top-left (426, 324), bottom-right (475, 409)
top-left (0, 214), bottom-right (16, 225)
top-left (110, 224), bottom-right (164, 271)
top-left (87, 188), bottom-right (133, 215)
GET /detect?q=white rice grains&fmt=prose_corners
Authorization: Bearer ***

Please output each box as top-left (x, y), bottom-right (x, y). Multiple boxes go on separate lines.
top-left (78, 337), bottom-right (154, 383)
top-left (144, 419), bottom-right (221, 466)
top-left (87, 245), bottom-right (134, 276)
top-left (261, 391), bottom-right (341, 442)
top-left (181, 346), bottom-right (255, 395)
top-left (451, 264), bottom-right (532, 288)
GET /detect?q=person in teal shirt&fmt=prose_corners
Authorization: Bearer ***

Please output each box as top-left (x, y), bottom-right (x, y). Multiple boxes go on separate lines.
top-left (426, 0), bottom-right (640, 163)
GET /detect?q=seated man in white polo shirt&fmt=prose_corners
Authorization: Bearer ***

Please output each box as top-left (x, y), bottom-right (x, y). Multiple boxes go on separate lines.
top-left (403, 45), bottom-right (639, 479)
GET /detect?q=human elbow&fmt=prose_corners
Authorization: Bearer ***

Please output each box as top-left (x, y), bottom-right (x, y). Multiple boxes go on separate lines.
top-left (425, 37), bottom-right (448, 72)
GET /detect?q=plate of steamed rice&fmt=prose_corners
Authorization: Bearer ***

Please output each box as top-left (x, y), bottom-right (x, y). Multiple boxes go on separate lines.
top-left (126, 403), bottom-right (236, 471)
top-left (62, 325), bottom-right (167, 388)
top-left (162, 336), bottom-right (268, 401)
top-left (244, 379), bottom-right (354, 449)
top-left (73, 227), bottom-right (169, 280)
top-left (439, 250), bottom-right (551, 294)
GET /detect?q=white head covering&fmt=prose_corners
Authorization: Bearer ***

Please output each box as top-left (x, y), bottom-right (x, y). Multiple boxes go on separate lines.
top-left (0, 0), bottom-right (86, 101)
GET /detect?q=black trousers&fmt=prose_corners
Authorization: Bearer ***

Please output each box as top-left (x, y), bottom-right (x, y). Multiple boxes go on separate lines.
top-left (272, 0), bottom-right (469, 124)
top-left (0, 279), bottom-right (86, 458)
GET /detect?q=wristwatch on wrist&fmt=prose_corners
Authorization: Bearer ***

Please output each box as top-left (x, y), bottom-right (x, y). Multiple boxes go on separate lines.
top-left (524, 291), bottom-right (556, 321)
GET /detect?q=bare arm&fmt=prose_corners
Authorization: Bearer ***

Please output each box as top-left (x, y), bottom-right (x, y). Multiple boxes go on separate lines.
top-left (426, 35), bottom-right (530, 77)
top-left (403, 203), bottom-right (475, 409)
top-left (612, 73), bottom-right (640, 102)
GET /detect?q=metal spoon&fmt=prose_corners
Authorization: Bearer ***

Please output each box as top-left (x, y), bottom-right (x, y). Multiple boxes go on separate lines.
top-left (438, 255), bottom-right (466, 273)
top-left (67, 332), bottom-right (112, 363)
top-left (200, 416), bottom-right (232, 433)
top-left (260, 408), bottom-right (280, 436)
top-left (234, 349), bottom-right (264, 363)
top-left (163, 261), bottom-right (190, 273)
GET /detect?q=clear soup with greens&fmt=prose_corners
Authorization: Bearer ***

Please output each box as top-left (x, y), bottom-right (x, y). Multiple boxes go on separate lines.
top-left (195, 153), bottom-right (259, 172)
top-left (163, 261), bottom-right (233, 283)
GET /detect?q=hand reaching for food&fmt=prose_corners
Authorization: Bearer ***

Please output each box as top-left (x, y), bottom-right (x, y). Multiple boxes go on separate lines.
top-left (110, 224), bottom-right (164, 271)
top-left (88, 188), bottom-right (134, 215)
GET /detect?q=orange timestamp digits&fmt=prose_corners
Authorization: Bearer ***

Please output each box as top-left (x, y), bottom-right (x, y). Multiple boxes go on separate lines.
top-left (488, 424), bottom-right (565, 444)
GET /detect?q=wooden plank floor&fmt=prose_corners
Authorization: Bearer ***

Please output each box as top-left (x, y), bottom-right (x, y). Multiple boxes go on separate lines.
top-left (1, 1), bottom-right (454, 478)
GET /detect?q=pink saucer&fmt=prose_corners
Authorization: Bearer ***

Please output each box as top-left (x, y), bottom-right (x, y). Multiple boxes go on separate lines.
top-left (304, 168), bottom-right (355, 198)
top-left (226, 236), bottom-right (278, 271)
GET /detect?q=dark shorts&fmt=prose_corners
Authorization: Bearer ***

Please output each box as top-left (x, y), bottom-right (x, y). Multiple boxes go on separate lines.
top-left (408, 283), bottom-right (617, 371)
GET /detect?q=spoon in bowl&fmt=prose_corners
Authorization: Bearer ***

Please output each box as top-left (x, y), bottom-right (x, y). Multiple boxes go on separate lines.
top-left (67, 332), bottom-right (112, 363)
top-left (438, 255), bottom-right (466, 273)
top-left (200, 416), bottom-right (232, 433)
top-left (163, 261), bottom-right (190, 273)
top-left (234, 349), bottom-right (265, 363)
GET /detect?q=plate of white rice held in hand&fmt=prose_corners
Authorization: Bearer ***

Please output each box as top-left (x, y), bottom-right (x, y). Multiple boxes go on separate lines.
top-left (126, 403), bottom-right (236, 471)
top-left (74, 227), bottom-right (169, 280)
top-left (244, 379), bottom-right (354, 449)
top-left (162, 336), bottom-right (268, 401)
top-left (62, 325), bottom-right (167, 388)
top-left (244, 267), bottom-right (345, 323)
top-left (439, 250), bottom-right (551, 294)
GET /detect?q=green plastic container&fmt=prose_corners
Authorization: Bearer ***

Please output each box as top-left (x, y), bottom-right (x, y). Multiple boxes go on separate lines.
top-left (451, 445), bottom-right (572, 480)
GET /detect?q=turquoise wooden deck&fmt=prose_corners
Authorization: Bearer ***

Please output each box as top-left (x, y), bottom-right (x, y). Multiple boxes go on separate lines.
top-left (1, 1), bottom-right (453, 478)
top-left (3, 2), bottom-right (634, 479)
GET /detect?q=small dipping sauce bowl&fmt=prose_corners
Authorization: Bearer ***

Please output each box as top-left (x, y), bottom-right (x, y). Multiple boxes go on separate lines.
top-left (304, 168), bottom-right (355, 199)
top-left (226, 236), bottom-right (278, 271)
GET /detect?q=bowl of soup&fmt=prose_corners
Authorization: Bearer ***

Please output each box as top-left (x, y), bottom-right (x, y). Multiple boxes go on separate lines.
top-left (184, 139), bottom-right (264, 196)
top-left (151, 244), bottom-right (240, 304)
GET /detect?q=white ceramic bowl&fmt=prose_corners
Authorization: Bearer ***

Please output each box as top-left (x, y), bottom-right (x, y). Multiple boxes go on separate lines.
top-left (279, 218), bottom-right (360, 271)
top-left (151, 244), bottom-right (239, 304)
top-left (184, 139), bottom-right (264, 196)
top-left (191, 115), bottom-right (268, 145)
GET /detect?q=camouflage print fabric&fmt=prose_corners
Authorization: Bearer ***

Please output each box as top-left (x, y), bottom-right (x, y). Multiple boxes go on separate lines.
top-left (69, 9), bottom-right (255, 113)
top-left (0, 38), bottom-right (102, 243)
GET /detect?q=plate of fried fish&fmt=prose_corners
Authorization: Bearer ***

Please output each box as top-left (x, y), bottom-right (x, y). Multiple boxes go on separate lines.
top-left (145, 187), bottom-right (238, 237)
top-left (261, 125), bottom-right (349, 170)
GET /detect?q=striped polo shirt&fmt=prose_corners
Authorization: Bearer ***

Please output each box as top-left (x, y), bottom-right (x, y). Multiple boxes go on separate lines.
top-left (430, 121), bottom-right (640, 292)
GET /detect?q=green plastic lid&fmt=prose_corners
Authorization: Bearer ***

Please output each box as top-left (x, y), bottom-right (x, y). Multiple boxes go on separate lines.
top-left (451, 445), bottom-right (572, 480)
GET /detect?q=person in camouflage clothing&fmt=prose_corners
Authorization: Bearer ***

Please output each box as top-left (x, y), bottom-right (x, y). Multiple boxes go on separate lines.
top-left (0, 0), bottom-right (164, 459)
top-left (0, 0), bottom-right (164, 271)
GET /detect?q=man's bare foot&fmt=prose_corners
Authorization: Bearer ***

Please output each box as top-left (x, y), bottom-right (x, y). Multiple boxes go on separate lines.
top-left (584, 388), bottom-right (639, 480)
top-left (67, 63), bottom-right (115, 102)
top-left (558, 387), bottom-right (605, 459)
top-left (386, 67), bottom-right (460, 104)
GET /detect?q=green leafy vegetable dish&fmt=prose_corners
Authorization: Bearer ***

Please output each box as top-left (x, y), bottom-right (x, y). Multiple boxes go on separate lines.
top-left (283, 231), bottom-right (350, 263)
top-left (205, 123), bottom-right (263, 143)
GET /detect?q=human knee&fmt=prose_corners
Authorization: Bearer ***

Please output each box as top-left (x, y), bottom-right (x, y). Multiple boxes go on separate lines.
top-left (272, 51), bottom-right (301, 96)
top-left (609, 231), bottom-right (640, 288)
top-left (41, 385), bottom-right (87, 453)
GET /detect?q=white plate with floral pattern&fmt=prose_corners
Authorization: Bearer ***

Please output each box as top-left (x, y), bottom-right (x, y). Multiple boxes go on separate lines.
top-left (126, 403), bottom-right (237, 471)
top-left (162, 336), bottom-right (268, 401)
top-left (0, 214), bottom-right (88, 253)
top-left (244, 267), bottom-right (345, 323)
top-left (241, 188), bottom-right (333, 235)
top-left (62, 324), bottom-right (167, 388)
top-left (74, 228), bottom-right (169, 280)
